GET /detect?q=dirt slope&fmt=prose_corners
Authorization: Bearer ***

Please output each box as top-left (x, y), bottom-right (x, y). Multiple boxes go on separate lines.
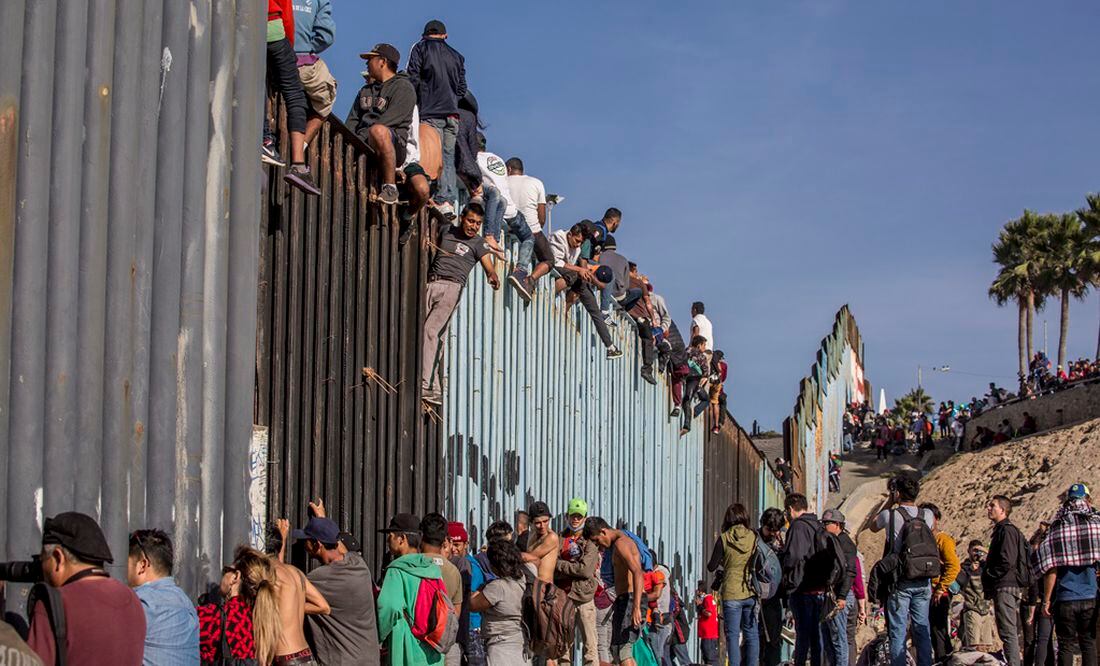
top-left (858, 418), bottom-right (1100, 558)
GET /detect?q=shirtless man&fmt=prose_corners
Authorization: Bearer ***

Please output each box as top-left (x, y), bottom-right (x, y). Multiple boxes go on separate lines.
top-left (272, 518), bottom-right (331, 665)
top-left (584, 517), bottom-right (646, 666)
top-left (522, 501), bottom-right (560, 583)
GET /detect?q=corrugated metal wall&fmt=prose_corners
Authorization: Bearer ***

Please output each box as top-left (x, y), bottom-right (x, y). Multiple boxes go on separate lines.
top-left (254, 113), bottom-right (441, 576)
top-left (783, 306), bottom-right (869, 512)
top-left (0, 0), bottom-right (266, 595)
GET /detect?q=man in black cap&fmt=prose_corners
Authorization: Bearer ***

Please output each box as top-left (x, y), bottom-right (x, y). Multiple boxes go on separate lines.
top-left (346, 43), bottom-right (418, 206)
top-left (295, 514), bottom-right (381, 665)
top-left (407, 19), bottom-right (468, 217)
top-left (27, 512), bottom-right (146, 665)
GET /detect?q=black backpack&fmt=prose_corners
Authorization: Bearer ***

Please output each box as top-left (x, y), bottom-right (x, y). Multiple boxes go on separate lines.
top-left (891, 510), bottom-right (941, 580)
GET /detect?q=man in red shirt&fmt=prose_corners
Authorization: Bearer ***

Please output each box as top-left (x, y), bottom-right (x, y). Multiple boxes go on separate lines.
top-left (27, 512), bottom-right (146, 665)
top-left (694, 580), bottom-right (719, 665)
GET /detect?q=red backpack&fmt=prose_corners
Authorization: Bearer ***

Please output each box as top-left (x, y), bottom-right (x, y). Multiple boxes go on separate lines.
top-left (407, 577), bottom-right (459, 653)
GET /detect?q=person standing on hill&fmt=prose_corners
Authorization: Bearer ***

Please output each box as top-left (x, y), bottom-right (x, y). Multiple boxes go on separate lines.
top-left (955, 540), bottom-right (997, 650)
top-left (983, 495), bottom-right (1029, 666)
top-left (919, 503), bottom-right (960, 662)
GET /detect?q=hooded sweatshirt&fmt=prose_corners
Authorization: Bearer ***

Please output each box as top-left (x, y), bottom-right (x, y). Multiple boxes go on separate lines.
top-left (376, 554), bottom-right (444, 666)
top-left (716, 525), bottom-right (756, 601)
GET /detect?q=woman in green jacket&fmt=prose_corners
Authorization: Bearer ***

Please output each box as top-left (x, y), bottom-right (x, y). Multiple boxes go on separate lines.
top-left (706, 503), bottom-right (760, 666)
top-left (377, 549), bottom-right (445, 665)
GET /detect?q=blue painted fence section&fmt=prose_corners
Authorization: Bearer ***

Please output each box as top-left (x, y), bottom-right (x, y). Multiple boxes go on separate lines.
top-left (443, 269), bottom-right (706, 587)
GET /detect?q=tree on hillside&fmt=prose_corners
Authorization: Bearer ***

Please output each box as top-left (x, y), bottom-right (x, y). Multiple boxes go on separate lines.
top-left (893, 387), bottom-right (933, 421)
top-left (1076, 194), bottom-right (1100, 361)
top-left (1037, 213), bottom-right (1092, 370)
top-left (990, 211), bottom-right (1049, 388)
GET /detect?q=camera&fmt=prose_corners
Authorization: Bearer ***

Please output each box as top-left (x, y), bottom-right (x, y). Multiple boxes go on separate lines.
top-left (0, 556), bottom-right (43, 583)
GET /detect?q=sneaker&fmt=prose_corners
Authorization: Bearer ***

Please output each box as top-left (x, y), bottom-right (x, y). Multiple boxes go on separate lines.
top-left (284, 164), bottom-right (321, 196)
top-left (261, 140), bottom-right (285, 167)
top-left (711, 426), bottom-right (721, 434)
top-left (641, 368), bottom-right (657, 385)
top-left (379, 183), bottom-right (399, 205)
top-left (435, 201), bottom-right (456, 221)
top-left (606, 345), bottom-right (624, 359)
top-left (670, 407), bottom-right (681, 418)
top-left (603, 310), bottom-right (618, 328)
top-left (508, 270), bottom-right (532, 303)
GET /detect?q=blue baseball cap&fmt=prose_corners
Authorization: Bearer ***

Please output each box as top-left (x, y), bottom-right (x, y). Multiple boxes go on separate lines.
top-left (292, 517), bottom-right (341, 545)
top-left (1067, 483), bottom-right (1090, 500)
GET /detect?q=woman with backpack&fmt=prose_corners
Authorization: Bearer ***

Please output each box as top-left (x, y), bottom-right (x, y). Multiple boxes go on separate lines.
top-left (706, 503), bottom-right (760, 666)
top-left (468, 539), bottom-right (530, 665)
top-left (197, 546), bottom-right (281, 665)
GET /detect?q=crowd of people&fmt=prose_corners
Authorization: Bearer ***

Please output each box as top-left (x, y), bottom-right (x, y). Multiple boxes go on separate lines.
top-left (258, 3), bottom-right (730, 431)
top-left (5, 475), bottom-right (1097, 666)
top-left (1024, 352), bottom-right (1100, 398)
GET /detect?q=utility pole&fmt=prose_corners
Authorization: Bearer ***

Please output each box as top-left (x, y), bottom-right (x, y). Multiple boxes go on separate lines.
top-left (917, 365), bottom-right (922, 390)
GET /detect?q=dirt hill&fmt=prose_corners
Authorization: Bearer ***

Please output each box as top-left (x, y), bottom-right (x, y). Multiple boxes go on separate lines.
top-left (857, 417), bottom-right (1100, 559)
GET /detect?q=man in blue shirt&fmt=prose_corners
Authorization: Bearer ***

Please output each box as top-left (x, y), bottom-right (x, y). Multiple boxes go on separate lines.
top-left (127, 529), bottom-right (200, 666)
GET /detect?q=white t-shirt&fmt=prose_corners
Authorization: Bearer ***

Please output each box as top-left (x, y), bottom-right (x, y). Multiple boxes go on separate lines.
top-left (692, 313), bottom-right (715, 350)
top-left (655, 565), bottom-right (672, 614)
top-left (477, 152), bottom-right (517, 218)
top-left (548, 229), bottom-right (580, 268)
top-left (401, 105), bottom-right (420, 168)
top-left (507, 174), bottom-right (546, 234)
top-left (875, 506), bottom-right (936, 554)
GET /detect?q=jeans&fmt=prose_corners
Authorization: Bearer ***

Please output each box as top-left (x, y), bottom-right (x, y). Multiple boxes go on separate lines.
top-left (510, 213), bottom-right (536, 271)
top-left (482, 183), bottom-right (505, 241)
top-left (887, 579), bottom-right (932, 666)
top-left (464, 627), bottom-right (487, 666)
top-left (993, 586), bottom-right (1023, 666)
top-left (647, 620), bottom-right (673, 666)
top-left (425, 117), bottom-right (458, 206)
top-left (722, 598), bottom-right (760, 666)
top-left (617, 287), bottom-right (644, 313)
top-left (843, 433), bottom-right (854, 452)
top-left (791, 592), bottom-right (826, 666)
top-left (266, 37), bottom-right (307, 135)
top-left (1053, 599), bottom-right (1097, 666)
top-left (700, 638), bottom-right (719, 665)
top-left (1027, 610), bottom-right (1055, 666)
top-left (668, 640), bottom-right (690, 666)
top-left (825, 592), bottom-right (853, 666)
top-left (595, 601), bottom-right (614, 664)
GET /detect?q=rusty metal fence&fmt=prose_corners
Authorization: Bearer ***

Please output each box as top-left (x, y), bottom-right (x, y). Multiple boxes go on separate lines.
top-left (254, 114), bottom-right (443, 575)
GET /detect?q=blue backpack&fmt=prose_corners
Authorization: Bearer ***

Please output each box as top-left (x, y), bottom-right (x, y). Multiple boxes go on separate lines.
top-left (600, 529), bottom-right (655, 584)
top-left (746, 536), bottom-right (783, 600)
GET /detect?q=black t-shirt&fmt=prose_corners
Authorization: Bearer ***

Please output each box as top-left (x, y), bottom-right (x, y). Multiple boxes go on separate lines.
top-left (429, 224), bottom-right (489, 286)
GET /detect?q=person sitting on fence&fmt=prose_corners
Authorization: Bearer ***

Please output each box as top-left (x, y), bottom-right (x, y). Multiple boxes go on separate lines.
top-left (292, 0), bottom-right (337, 149)
top-left (505, 157), bottom-right (553, 303)
top-left (578, 208), bottom-right (623, 315)
top-left (624, 263), bottom-right (659, 385)
top-left (679, 335), bottom-right (709, 437)
top-left (665, 320), bottom-right (690, 418)
top-left (476, 132), bottom-right (529, 259)
top-left (707, 350), bottom-right (727, 434)
top-left (421, 202), bottom-right (501, 405)
top-left (265, 0), bottom-right (321, 195)
top-left (549, 222), bottom-right (623, 359)
top-left (345, 44), bottom-right (417, 206)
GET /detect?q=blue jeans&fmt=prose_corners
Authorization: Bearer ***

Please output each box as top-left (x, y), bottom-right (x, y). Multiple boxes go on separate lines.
top-left (887, 579), bottom-right (932, 666)
top-left (482, 183), bottom-right (505, 241)
top-left (511, 213), bottom-right (535, 270)
top-left (426, 117), bottom-right (458, 206)
top-left (647, 620), bottom-right (673, 666)
top-left (791, 592), bottom-right (826, 666)
top-left (617, 287), bottom-right (644, 314)
top-left (722, 598), bottom-right (760, 666)
top-left (826, 592), bottom-right (854, 666)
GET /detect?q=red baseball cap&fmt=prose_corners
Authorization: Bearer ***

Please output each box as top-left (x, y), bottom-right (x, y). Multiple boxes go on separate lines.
top-left (447, 522), bottom-right (469, 543)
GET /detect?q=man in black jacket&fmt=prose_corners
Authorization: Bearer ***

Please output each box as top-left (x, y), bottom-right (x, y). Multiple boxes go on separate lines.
top-left (982, 495), bottom-right (1028, 666)
top-left (822, 509), bottom-right (858, 666)
top-left (407, 20), bottom-right (467, 216)
top-left (782, 494), bottom-right (847, 666)
top-left (346, 44), bottom-right (418, 206)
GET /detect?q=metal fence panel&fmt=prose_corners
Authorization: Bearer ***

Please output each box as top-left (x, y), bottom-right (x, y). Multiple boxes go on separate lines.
top-left (0, 0), bottom-right (266, 596)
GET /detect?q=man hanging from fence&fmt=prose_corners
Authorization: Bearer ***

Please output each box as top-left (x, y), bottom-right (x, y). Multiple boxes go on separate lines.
top-left (421, 202), bottom-right (500, 405)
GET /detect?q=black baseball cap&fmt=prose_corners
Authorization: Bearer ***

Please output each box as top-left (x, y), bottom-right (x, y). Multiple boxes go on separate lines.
top-left (42, 512), bottom-right (114, 564)
top-left (338, 531), bottom-right (362, 553)
top-left (603, 234), bottom-right (617, 251)
top-left (423, 20), bottom-right (447, 36)
top-left (292, 517), bottom-right (340, 545)
top-left (378, 513), bottom-right (421, 534)
top-left (360, 43), bottom-right (400, 68)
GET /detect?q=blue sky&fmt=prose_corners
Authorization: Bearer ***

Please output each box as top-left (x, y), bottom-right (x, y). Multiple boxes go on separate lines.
top-left (322, 2), bottom-right (1100, 429)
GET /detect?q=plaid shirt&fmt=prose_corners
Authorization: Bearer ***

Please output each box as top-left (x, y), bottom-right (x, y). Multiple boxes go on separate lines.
top-left (1034, 500), bottom-right (1100, 575)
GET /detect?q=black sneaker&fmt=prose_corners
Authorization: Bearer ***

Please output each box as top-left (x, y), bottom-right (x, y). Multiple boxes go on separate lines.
top-left (606, 345), bottom-right (624, 359)
top-left (508, 270), bottom-right (532, 303)
top-left (380, 183), bottom-right (399, 205)
top-left (670, 407), bottom-right (681, 418)
top-left (261, 140), bottom-right (285, 167)
top-left (284, 164), bottom-right (321, 196)
top-left (641, 368), bottom-right (657, 385)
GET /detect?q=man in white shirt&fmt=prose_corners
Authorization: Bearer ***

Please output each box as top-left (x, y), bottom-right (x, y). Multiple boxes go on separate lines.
top-left (505, 157), bottom-right (552, 303)
top-left (691, 301), bottom-right (715, 351)
top-left (549, 223), bottom-right (622, 359)
top-left (475, 133), bottom-right (532, 257)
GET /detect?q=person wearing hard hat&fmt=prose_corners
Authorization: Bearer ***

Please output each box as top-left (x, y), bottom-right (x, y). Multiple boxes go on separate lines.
top-left (555, 498), bottom-right (600, 665)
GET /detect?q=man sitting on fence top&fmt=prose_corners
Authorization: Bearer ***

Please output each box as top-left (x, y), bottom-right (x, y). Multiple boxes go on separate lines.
top-left (346, 43), bottom-right (416, 206)
top-left (549, 222), bottom-right (622, 360)
top-left (422, 202), bottom-right (501, 405)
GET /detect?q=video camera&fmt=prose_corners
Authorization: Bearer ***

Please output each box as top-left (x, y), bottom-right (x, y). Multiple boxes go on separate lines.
top-left (0, 556), bottom-right (43, 583)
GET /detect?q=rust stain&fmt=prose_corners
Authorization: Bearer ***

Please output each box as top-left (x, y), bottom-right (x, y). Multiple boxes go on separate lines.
top-left (134, 420), bottom-right (145, 442)
top-left (123, 379), bottom-right (131, 400)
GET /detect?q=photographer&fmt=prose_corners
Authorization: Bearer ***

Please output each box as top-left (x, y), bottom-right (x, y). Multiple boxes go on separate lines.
top-left (26, 512), bottom-right (145, 665)
top-left (954, 540), bottom-right (996, 649)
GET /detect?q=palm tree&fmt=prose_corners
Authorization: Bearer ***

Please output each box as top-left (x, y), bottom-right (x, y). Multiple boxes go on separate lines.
top-left (1077, 194), bottom-right (1100, 360)
top-left (1036, 213), bottom-right (1091, 370)
top-left (894, 388), bottom-right (933, 420)
top-left (990, 212), bottom-right (1049, 386)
